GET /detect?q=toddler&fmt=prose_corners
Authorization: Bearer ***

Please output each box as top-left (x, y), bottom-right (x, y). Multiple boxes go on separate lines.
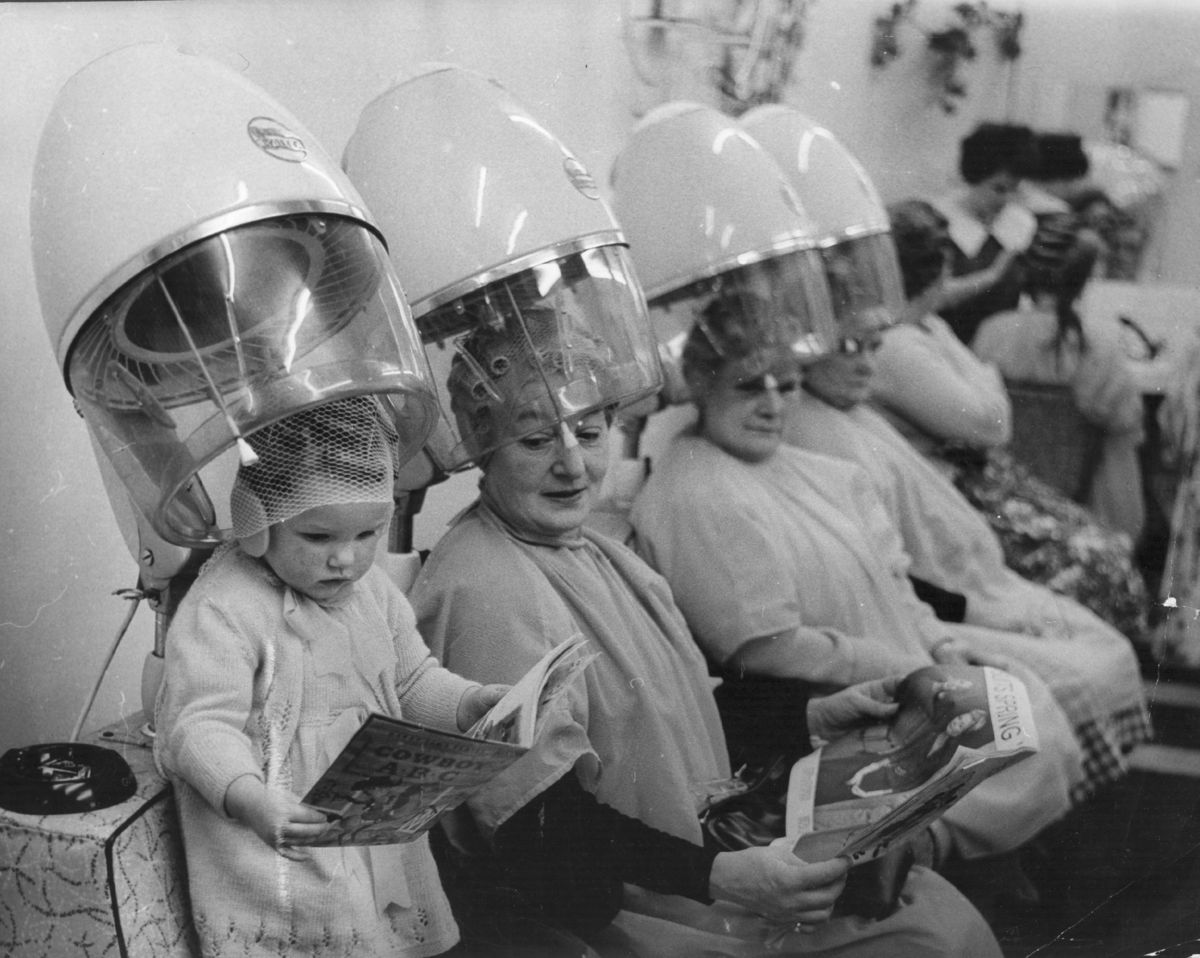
top-left (155, 395), bottom-right (504, 957)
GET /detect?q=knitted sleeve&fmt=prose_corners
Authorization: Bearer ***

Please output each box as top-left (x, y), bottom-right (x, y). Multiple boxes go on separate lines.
top-left (376, 567), bottom-right (479, 732)
top-left (154, 591), bottom-right (271, 814)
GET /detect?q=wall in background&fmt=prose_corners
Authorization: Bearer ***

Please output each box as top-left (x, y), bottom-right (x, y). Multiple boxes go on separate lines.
top-left (2, 0), bottom-right (1197, 754)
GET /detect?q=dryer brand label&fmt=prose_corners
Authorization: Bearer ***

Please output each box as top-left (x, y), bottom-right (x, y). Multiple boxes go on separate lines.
top-left (248, 116), bottom-right (308, 162)
top-left (563, 156), bottom-right (600, 200)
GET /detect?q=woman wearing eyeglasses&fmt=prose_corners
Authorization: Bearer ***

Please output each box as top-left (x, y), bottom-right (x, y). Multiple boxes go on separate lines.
top-left (786, 299), bottom-right (1150, 814)
top-left (630, 290), bottom-right (1083, 872)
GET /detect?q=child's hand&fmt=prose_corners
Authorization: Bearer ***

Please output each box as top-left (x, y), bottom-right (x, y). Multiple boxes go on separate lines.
top-left (224, 774), bottom-right (331, 859)
top-left (457, 683), bottom-right (511, 731)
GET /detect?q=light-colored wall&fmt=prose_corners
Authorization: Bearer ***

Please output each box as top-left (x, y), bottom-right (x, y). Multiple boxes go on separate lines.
top-left (3, 0), bottom-right (1198, 754)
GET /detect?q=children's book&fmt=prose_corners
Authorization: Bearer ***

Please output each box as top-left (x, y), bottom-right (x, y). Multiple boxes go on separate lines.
top-left (299, 633), bottom-right (593, 846)
top-left (786, 664), bottom-right (1039, 865)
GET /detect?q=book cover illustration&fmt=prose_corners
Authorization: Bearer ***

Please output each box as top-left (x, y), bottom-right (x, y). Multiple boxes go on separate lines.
top-left (787, 664), bottom-right (1039, 865)
top-left (300, 633), bottom-right (592, 846)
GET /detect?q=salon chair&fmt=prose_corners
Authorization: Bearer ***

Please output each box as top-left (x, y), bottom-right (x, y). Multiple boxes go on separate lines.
top-left (1005, 379), bottom-right (1105, 504)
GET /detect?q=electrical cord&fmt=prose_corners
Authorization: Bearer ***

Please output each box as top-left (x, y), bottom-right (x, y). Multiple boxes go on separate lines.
top-left (68, 586), bottom-right (143, 743)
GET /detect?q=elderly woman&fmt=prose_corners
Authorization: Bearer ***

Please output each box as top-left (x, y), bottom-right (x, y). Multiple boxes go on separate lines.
top-left (873, 198), bottom-right (1151, 643)
top-left (630, 292), bottom-right (1084, 869)
top-left (786, 304), bottom-right (1151, 804)
top-left (409, 300), bottom-right (1001, 958)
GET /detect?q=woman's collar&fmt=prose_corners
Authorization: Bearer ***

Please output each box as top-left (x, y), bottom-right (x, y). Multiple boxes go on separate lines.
top-left (937, 192), bottom-right (1035, 256)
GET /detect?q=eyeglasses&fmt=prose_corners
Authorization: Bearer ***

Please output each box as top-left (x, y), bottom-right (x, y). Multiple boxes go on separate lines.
top-left (836, 336), bottom-right (883, 355)
top-left (734, 372), bottom-right (800, 396)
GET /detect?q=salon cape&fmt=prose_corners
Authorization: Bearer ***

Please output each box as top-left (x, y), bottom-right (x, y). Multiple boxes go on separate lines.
top-left (412, 502), bottom-right (1011, 958)
top-left (783, 390), bottom-right (1149, 747)
top-left (632, 433), bottom-right (938, 688)
top-left (409, 500), bottom-right (729, 843)
top-left (786, 389), bottom-right (1094, 635)
top-left (631, 433), bottom-right (1083, 857)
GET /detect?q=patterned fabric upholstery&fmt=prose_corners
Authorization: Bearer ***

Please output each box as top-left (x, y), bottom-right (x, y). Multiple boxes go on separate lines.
top-left (1006, 379), bottom-right (1105, 504)
top-left (0, 719), bottom-right (197, 957)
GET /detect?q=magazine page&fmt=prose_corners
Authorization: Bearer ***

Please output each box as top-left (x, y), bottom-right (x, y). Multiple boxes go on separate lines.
top-left (300, 716), bottom-right (527, 846)
top-left (300, 633), bottom-right (593, 846)
top-left (467, 632), bottom-right (592, 746)
top-left (787, 664), bottom-right (1039, 864)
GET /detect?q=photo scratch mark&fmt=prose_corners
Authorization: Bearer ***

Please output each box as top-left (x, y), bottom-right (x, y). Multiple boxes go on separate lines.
top-left (38, 471), bottom-right (68, 504)
top-left (0, 583), bottom-right (71, 629)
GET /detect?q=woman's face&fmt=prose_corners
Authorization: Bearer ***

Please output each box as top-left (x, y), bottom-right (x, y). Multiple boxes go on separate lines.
top-left (965, 170), bottom-right (1020, 223)
top-left (482, 411), bottom-right (610, 538)
top-left (801, 333), bottom-right (883, 410)
top-left (697, 365), bottom-right (799, 463)
top-left (946, 709), bottom-right (988, 737)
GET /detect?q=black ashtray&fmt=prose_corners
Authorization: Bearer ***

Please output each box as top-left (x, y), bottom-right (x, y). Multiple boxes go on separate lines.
top-left (0, 742), bottom-right (137, 815)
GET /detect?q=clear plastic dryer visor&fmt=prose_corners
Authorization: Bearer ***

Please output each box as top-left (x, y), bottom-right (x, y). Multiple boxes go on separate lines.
top-left (418, 243), bottom-right (662, 471)
top-left (66, 213), bottom-right (439, 546)
top-left (648, 248), bottom-right (838, 388)
top-left (819, 232), bottom-right (905, 336)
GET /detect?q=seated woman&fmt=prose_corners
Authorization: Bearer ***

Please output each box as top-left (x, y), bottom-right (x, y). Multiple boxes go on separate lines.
top-left (972, 220), bottom-right (1146, 542)
top-left (786, 301), bottom-right (1151, 804)
top-left (630, 292), bottom-right (1085, 867)
top-left (871, 198), bottom-right (1151, 643)
top-left (409, 299), bottom-right (1002, 957)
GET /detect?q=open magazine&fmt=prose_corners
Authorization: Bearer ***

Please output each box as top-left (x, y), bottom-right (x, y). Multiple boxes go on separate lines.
top-left (787, 664), bottom-right (1039, 865)
top-left (299, 633), bottom-right (593, 846)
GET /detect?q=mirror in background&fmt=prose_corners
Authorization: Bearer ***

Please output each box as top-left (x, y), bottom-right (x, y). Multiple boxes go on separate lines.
top-left (1049, 84), bottom-right (1188, 281)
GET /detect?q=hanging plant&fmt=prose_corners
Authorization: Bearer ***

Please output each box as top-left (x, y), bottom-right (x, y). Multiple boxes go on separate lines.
top-left (990, 9), bottom-right (1024, 60)
top-left (870, 0), bottom-right (1023, 114)
top-left (927, 22), bottom-right (976, 112)
top-left (871, 0), bottom-right (917, 68)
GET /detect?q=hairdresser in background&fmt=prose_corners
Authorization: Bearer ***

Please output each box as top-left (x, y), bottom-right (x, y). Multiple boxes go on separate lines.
top-left (932, 123), bottom-right (1040, 345)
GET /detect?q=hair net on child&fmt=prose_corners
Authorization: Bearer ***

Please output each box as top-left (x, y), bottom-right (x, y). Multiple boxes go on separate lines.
top-left (230, 395), bottom-right (399, 555)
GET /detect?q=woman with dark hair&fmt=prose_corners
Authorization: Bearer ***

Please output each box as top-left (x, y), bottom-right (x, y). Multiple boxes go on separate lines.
top-left (972, 220), bottom-right (1146, 541)
top-left (932, 123), bottom-right (1040, 344)
top-left (871, 199), bottom-right (1151, 644)
top-left (1020, 132), bottom-right (1092, 220)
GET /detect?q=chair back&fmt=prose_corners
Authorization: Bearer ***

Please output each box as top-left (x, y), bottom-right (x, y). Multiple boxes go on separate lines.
top-left (1005, 379), bottom-right (1104, 503)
